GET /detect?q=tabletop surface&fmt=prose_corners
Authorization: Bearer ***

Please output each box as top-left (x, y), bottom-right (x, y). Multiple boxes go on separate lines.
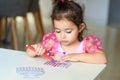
top-left (0, 48), bottom-right (106, 80)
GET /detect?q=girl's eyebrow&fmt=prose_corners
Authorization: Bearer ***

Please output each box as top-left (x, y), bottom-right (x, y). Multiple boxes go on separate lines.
top-left (65, 28), bottom-right (73, 31)
top-left (54, 28), bottom-right (60, 30)
top-left (55, 28), bottom-right (73, 30)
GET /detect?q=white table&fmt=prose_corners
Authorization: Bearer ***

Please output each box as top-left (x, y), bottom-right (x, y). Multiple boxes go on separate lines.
top-left (0, 48), bottom-right (106, 80)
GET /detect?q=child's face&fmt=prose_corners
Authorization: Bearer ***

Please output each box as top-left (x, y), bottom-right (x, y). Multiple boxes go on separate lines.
top-left (54, 19), bottom-right (81, 46)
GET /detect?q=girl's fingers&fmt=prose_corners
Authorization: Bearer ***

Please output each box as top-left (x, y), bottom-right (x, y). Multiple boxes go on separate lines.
top-left (40, 47), bottom-right (46, 55)
top-left (62, 55), bottom-right (70, 60)
top-left (34, 44), bottom-right (46, 56)
top-left (30, 44), bottom-right (46, 56)
top-left (37, 47), bottom-right (44, 55)
top-left (35, 44), bottom-right (41, 53)
top-left (62, 54), bottom-right (74, 61)
top-left (62, 54), bottom-right (80, 62)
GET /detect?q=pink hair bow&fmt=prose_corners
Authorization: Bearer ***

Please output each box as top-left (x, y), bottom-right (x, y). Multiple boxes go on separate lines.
top-left (61, 0), bottom-right (64, 3)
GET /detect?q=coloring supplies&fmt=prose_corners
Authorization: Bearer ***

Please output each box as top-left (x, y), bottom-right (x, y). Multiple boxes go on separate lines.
top-left (16, 66), bottom-right (45, 78)
top-left (26, 45), bottom-right (55, 61)
top-left (44, 60), bottom-right (71, 68)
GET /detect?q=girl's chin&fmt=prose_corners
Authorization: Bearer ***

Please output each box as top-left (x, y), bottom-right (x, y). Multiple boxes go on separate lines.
top-left (61, 43), bottom-right (69, 46)
top-left (61, 42), bottom-right (72, 46)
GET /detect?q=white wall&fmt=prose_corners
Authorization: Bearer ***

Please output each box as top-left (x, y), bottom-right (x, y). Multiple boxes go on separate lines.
top-left (77, 0), bottom-right (110, 25)
top-left (39, 0), bottom-right (53, 33)
top-left (40, 0), bottom-right (110, 33)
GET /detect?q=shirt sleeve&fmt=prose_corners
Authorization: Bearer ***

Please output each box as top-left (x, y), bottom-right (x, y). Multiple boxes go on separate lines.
top-left (40, 32), bottom-right (59, 56)
top-left (83, 35), bottom-right (103, 53)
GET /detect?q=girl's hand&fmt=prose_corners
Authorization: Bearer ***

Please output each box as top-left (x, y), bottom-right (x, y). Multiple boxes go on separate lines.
top-left (26, 44), bottom-right (46, 57)
top-left (62, 53), bottom-right (80, 62)
top-left (26, 47), bottom-right (37, 57)
top-left (33, 43), bottom-right (46, 56)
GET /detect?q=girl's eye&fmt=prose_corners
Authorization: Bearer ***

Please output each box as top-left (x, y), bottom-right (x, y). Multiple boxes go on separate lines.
top-left (55, 30), bottom-right (61, 33)
top-left (66, 30), bottom-right (72, 33)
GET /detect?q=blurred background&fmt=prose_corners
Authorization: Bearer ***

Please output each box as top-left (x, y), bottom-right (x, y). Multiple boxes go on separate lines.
top-left (0, 0), bottom-right (120, 80)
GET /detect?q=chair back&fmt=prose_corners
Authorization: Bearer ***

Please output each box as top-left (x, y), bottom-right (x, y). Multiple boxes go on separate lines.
top-left (0, 0), bottom-right (30, 17)
top-left (28, 0), bottom-right (39, 12)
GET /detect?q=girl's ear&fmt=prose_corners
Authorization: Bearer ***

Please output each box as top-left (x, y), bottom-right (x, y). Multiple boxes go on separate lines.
top-left (78, 23), bottom-right (85, 32)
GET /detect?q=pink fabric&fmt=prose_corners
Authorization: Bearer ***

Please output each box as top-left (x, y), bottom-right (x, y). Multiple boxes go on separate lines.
top-left (83, 35), bottom-right (103, 53)
top-left (40, 32), bottom-right (103, 55)
top-left (40, 32), bottom-right (59, 56)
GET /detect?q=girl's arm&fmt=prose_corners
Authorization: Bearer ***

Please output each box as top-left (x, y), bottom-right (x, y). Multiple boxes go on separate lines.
top-left (62, 50), bottom-right (107, 64)
top-left (26, 44), bottom-right (46, 57)
top-left (26, 31), bottom-right (57, 57)
top-left (78, 50), bottom-right (107, 64)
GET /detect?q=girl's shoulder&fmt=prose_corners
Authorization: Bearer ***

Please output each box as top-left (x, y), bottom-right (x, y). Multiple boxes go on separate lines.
top-left (83, 35), bottom-right (103, 53)
top-left (83, 34), bottom-right (102, 41)
top-left (40, 31), bottom-right (59, 55)
top-left (41, 31), bottom-right (58, 45)
top-left (42, 31), bottom-right (56, 40)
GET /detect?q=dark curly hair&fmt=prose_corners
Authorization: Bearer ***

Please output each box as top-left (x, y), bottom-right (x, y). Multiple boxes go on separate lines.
top-left (51, 0), bottom-right (87, 41)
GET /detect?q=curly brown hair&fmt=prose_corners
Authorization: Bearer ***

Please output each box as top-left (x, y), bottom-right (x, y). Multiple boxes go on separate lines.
top-left (51, 0), bottom-right (87, 41)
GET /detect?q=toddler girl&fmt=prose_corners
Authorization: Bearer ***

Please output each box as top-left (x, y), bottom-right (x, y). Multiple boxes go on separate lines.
top-left (26, 0), bottom-right (107, 64)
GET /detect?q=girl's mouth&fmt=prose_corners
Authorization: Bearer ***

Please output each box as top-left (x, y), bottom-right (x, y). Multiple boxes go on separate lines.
top-left (61, 41), bottom-right (68, 44)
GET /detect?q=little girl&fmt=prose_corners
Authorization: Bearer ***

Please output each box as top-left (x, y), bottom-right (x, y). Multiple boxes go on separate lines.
top-left (26, 0), bottom-right (107, 64)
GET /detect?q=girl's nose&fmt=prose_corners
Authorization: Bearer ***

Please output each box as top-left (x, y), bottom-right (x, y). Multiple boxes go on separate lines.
top-left (61, 32), bottom-right (65, 39)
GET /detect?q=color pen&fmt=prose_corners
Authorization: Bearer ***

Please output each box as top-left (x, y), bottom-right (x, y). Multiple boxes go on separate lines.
top-left (26, 45), bottom-right (55, 61)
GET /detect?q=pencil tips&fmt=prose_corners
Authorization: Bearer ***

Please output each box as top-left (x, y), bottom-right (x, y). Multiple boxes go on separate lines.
top-left (50, 60), bottom-right (57, 63)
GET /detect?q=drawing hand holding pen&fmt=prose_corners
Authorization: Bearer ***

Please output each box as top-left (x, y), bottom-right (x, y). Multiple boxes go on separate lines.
top-left (26, 45), bottom-right (55, 61)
